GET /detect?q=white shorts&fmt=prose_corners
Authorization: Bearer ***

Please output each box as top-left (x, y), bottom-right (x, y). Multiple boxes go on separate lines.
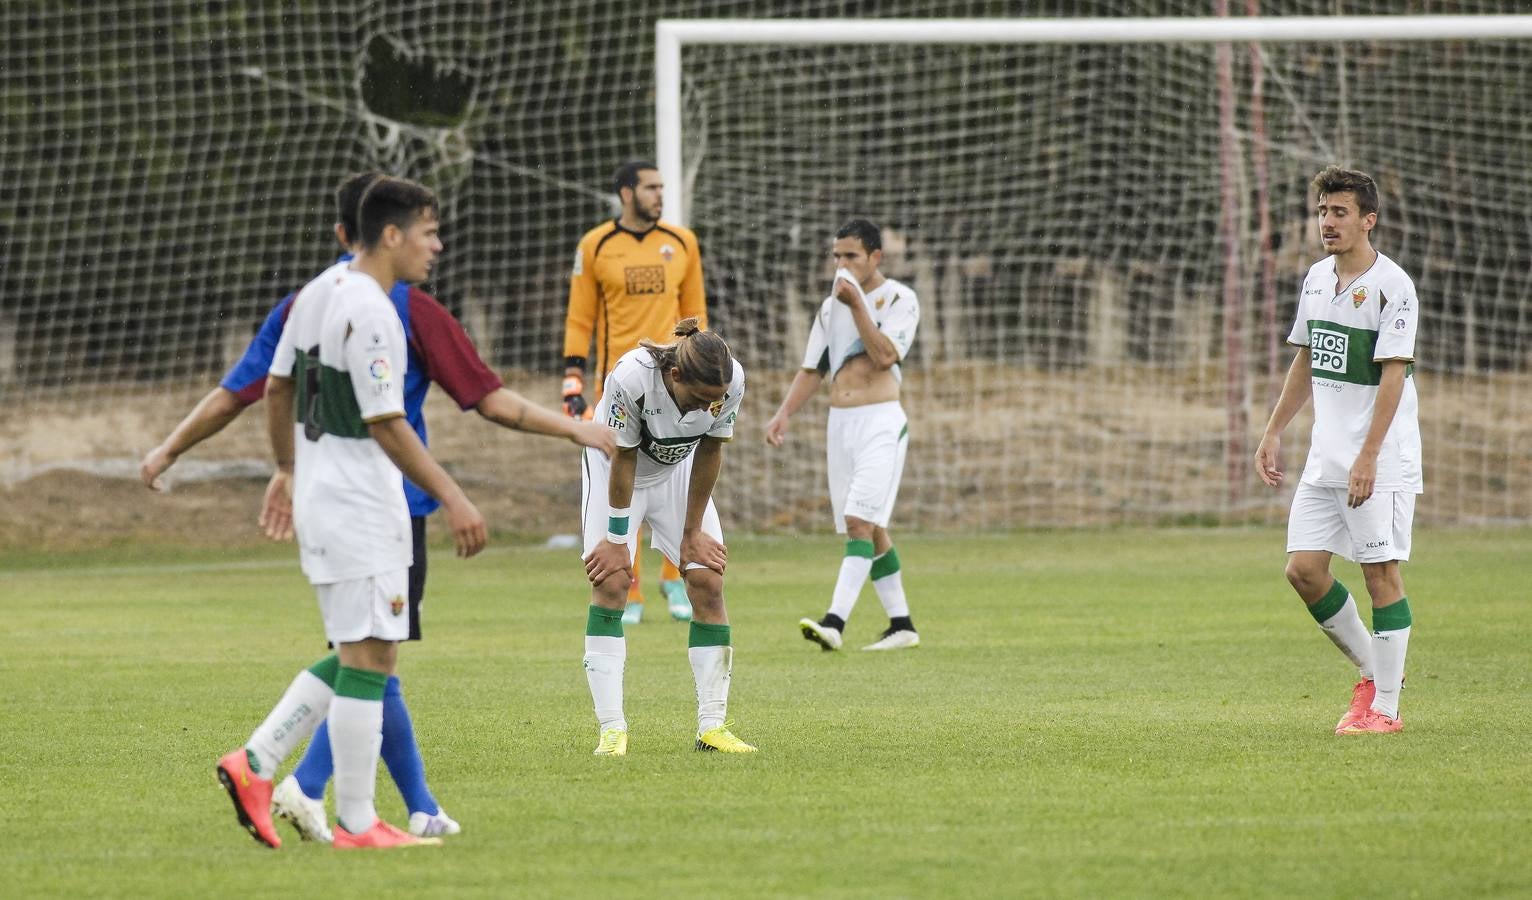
top-left (315, 568), bottom-right (411, 644)
top-left (581, 447), bottom-right (723, 570)
top-left (1286, 483), bottom-right (1416, 563)
top-left (827, 401), bottom-right (909, 533)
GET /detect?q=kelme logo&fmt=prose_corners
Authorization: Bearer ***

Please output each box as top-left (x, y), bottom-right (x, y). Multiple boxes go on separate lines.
top-left (1311, 329), bottom-right (1349, 374)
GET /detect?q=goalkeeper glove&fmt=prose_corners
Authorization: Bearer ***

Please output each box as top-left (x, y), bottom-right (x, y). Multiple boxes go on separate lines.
top-left (562, 374), bottom-right (587, 419)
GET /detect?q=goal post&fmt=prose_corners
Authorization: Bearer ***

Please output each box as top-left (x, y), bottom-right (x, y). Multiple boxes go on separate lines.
top-left (655, 14), bottom-right (1532, 528)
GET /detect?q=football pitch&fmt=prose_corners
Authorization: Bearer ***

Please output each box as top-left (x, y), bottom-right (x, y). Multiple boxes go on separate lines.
top-left (3, 528), bottom-right (1529, 898)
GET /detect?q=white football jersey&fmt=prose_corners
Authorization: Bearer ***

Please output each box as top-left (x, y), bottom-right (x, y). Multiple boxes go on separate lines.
top-left (801, 276), bottom-right (919, 382)
top-left (1286, 251), bottom-right (1422, 493)
top-left (602, 347), bottom-right (745, 490)
top-left (270, 264), bottom-right (412, 583)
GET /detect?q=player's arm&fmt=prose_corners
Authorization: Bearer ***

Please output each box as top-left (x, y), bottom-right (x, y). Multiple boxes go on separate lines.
top-left (835, 278), bottom-right (899, 369)
top-left (141, 387), bottom-right (245, 490)
top-left (404, 289), bottom-right (617, 458)
top-left (1347, 360), bottom-right (1408, 508)
top-left (368, 414), bottom-right (486, 558)
top-left (679, 233), bottom-right (708, 330)
top-left (583, 445), bottom-right (638, 585)
top-left (765, 369), bottom-right (824, 447)
top-left (681, 437), bottom-right (728, 574)
top-left (260, 374), bottom-right (297, 541)
top-left (561, 238), bottom-right (599, 418)
top-left (1254, 348), bottom-right (1314, 487)
top-left (475, 388), bottom-right (616, 457)
top-left (146, 296), bottom-right (292, 489)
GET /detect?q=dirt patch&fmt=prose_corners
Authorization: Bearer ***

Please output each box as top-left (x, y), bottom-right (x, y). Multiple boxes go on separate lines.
top-left (5, 366), bottom-right (1530, 551)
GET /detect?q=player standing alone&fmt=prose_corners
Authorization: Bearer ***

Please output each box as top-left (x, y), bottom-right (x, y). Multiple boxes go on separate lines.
top-left (765, 219), bottom-right (921, 652)
top-left (580, 319), bottom-right (756, 755)
top-left (563, 160), bottom-right (709, 624)
top-left (1255, 166), bottom-right (1421, 734)
top-left (216, 177), bottom-right (487, 849)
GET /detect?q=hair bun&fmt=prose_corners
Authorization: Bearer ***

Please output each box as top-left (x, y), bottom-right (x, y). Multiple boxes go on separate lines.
top-left (673, 317), bottom-right (701, 338)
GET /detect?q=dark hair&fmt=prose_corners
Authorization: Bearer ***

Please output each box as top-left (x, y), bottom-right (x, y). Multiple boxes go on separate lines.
top-left (835, 218), bottom-right (882, 253)
top-left (613, 160), bottom-right (658, 199)
top-left (335, 171), bottom-right (384, 243)
top-left (639, 317), bottom-right (733, 387)
top-left (1312, 166), bottom-right (1379, 217)
top-left (356, 176), bottom-right (439, 249)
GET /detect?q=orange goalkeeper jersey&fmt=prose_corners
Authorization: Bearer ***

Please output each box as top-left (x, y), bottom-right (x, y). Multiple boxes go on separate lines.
top-left (563, 219), bottom-right (708, 398)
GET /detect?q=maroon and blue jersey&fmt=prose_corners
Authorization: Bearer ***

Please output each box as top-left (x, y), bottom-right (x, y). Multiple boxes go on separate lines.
top-left (221, 257), bottom-right (502, 516)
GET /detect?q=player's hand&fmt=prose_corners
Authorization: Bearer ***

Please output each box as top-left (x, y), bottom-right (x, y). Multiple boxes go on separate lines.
top-left (140, 444), bottom-right (177, 491)
top-left (443, 496), bottom-right (488, 558)
top-left (764, 414), bottom-right (789, 447)
top-left (832, 275), bottom-right (862, 307)
top-left (570, 420), bottom-right (617, 458)
top-left (561, 374), bottom-right (587, 419)
top-left (681, 529), bottom-right (727, 575)
top-left (258, 470), bottom-right (294, 541)
top-left (583, 539), bottom-right (632, 586)
top-left (1254, 436), bottom-right (1283, 487)
top-left (1347, 453), bottom-right (1377, 509)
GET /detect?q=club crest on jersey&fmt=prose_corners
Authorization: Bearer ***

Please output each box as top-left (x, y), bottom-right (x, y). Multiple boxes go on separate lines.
top-left (1351, 286), bottom-right (1368, 308)
top-left (369, 358), bottom-right (390, 380)
top-left (708, 397), bottom-right (726, 417)
top-left (389, 595), bottom-right (405, 617)
top-left (659, 243), bottom-right (675, 262)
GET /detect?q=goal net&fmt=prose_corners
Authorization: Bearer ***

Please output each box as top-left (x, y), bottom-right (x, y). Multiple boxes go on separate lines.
top-left (4, 3), bottom-right (1530, 537)
top-left (662, 15), bottom-right (1532, 529)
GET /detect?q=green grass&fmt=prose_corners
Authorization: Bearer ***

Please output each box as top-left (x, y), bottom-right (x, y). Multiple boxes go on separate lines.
top-left (3, 528), bottom-right (1530, 898)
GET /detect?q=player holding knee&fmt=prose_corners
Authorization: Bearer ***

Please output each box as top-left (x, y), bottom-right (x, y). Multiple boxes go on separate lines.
top-left (579, 319), bottom-right (755, 754)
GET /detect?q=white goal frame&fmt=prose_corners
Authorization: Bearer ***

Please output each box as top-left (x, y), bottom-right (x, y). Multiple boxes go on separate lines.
top-left (655, 14), bottom-right (1532, 228)
top-left (653, 14), bottom-right (1532, 506)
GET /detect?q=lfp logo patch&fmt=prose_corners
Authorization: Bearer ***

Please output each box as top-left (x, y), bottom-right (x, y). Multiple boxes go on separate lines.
top-left (608, 402), bottom-right (627, 430)
top-left (1310, 329), bottom-right (1349, 374)
top-left (1351, 286), bottom-right (1368, 308)
top-left (369, 358), bottom-right (391, 381)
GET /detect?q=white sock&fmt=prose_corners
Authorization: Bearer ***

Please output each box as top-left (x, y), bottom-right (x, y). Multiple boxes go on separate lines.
top-left (584, 635), bottom-right (627, 732)
top-left (329, 695), bottom-right (384, 834)
top-left (872, 570), bottom-right (909, 619)
top-left (689, 645), bottom-right (733, 733)
top-left (1318, 595), bottom-right (1375, 681)
top-left (245, 669), bottom-right (333, 779)
top-left (1370, 626), bottom-right (1411, 718)
top-left (828, 555), bottom-right (873, 622)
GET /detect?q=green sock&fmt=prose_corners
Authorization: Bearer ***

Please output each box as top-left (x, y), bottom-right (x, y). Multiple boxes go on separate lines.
top-left (1307, 579), bottom-right (1349, 623)
top-left (307, 653), bottom-right (340, 688)
top-left (1372, 596), bottom-right (1413, 632)
top-left (586, 604), bottom-right (624, 638)
top-left (689, 621), bottom-right (731, 647)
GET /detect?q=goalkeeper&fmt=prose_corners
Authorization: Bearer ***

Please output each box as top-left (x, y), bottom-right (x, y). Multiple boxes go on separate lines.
top-left (562, 160), bottom-right (708, 624)
top-left (765, 219), bottom-right (922, 652)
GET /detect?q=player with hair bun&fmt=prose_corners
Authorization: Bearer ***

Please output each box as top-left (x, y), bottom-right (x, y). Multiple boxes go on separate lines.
top-left (579, 318), bottom-right (757, 755)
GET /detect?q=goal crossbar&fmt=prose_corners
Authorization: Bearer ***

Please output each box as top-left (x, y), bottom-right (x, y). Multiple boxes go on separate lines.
top-left (655, 15), bottom-right (1532, 225)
